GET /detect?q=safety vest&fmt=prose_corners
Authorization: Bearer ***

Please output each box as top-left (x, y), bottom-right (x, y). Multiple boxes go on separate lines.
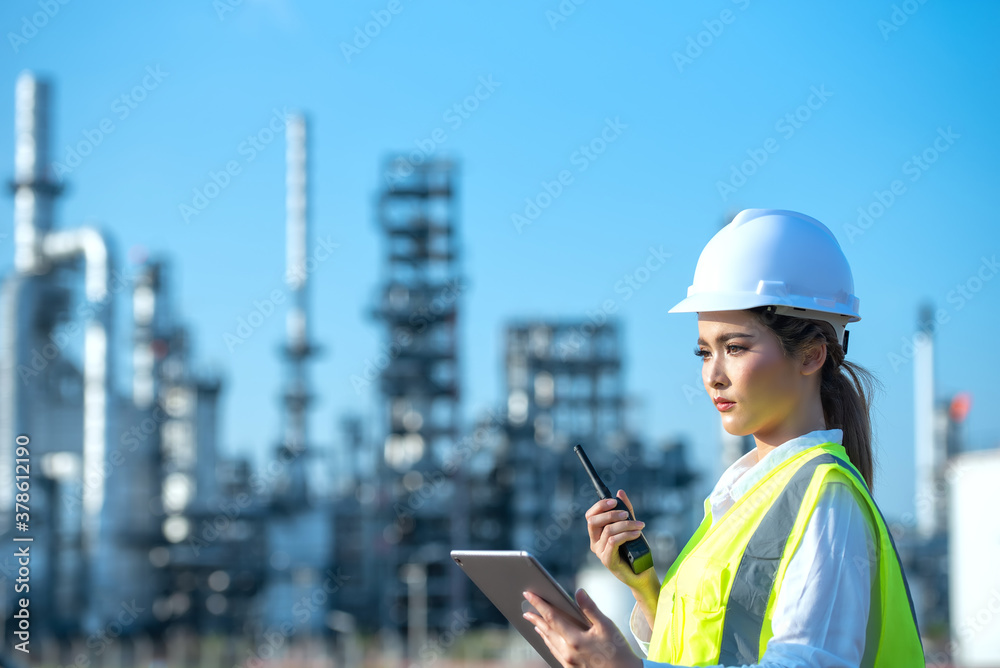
top-left (646, 441), bottom-right (924, 666)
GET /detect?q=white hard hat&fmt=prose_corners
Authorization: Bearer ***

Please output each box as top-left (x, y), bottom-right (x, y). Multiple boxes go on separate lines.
top-left (668, 209), bottom-right (860, 352)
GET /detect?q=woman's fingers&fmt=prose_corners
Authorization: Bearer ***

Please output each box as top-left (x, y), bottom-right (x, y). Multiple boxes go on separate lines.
top-left (606, 519), bottom-right (645, 536)
top-left (585, 498), bottom-right (616, 519)
top-left (531, 620), bottom-right (570, 668)
top-left (597, 522), bottom-right (642, 579)
top-left (585, 499), bottom-right (617, 544)
top-left (593, 523), bottom-right (625, 561)
top-left (588, 509), bottom-right (633, 543)
top-left (617, 488), bottom-right (636, 516)
top-left (588, 492), bottom-right (641, 546)
top-left (587, 491), bottom-right (649, 586)
top-left (608, 527), bottom-right (644, 546)
top-left (597, 520), bottom-right (645, 551)
top-left (524, 611), bottom-right (566, 667)
top-left (524, 591), bottom-right (587, 636)
top-left (600, 527), bottom-right (644, 565)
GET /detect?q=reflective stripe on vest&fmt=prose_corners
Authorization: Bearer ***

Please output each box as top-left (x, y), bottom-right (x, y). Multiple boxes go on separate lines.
top-left (717, 453), bottom-right (921, 665)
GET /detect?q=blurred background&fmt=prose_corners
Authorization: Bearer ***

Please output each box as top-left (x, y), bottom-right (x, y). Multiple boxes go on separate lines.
top-left (0, 1), bottom-right (998, 666)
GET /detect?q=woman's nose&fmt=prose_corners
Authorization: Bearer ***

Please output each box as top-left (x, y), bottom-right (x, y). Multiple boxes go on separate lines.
top-left (704, 356), bottom-right (728, 388)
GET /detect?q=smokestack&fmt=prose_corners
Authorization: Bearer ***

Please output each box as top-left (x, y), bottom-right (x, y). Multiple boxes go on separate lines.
top-left (274, 112), bottom-right (319, 504)
top-left (132, 260), bottom-right (167, 409)
top-left (284, 112), bottom-right (309, 455)
top-left (914, 302), bottom-right (942, 538)
top-left (12, 71), bottom-right (60, 273)
top-left (286, 113), bottom-right (308, 352)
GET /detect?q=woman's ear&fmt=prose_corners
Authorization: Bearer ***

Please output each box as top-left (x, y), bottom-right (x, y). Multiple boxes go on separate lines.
top-left (801, 340), bottom-right (827, 376)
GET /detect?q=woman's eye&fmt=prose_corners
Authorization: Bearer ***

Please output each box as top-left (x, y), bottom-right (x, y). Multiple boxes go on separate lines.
top-left (695, 345), bottom-right (745, 358)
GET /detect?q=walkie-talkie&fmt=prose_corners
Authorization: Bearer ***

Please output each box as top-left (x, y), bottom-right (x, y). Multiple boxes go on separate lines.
top-left (574, 444), bottom-right (653, 575)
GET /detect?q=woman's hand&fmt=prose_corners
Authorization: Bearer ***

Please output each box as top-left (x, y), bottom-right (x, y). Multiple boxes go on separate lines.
top-left (585, 489), bottom-right (650, 590)
top-left (586, 489), bottom-right (661, 629)
top-left (523, 588), bottom-right (642, 668)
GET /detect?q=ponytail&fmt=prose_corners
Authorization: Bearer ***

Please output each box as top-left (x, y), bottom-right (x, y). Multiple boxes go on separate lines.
top-left (750, 306), bottom-right (882, 489)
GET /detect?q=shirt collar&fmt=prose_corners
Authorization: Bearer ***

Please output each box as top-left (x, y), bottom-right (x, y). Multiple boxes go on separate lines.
top-left (708, 428), bottom-right (844, 519)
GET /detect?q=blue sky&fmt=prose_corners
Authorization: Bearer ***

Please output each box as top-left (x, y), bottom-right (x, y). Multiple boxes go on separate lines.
top-left (1, 0), bottom-right (998, 521)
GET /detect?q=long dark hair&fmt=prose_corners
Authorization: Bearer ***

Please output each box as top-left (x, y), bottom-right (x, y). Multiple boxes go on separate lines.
top-left (749, 306), bottom-right (881, 489)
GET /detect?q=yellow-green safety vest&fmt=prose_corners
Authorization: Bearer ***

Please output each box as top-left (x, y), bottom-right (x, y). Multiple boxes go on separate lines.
top-left (646, 441), bottom-right (924, 666)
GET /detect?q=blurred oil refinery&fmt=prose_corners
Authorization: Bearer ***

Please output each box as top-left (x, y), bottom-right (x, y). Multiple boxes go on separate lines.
top-left (1, 70), bottom-right (998, 668)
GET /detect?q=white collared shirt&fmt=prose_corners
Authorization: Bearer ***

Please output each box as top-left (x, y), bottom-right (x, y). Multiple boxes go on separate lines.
top-left (629, 428), bottom-right (877, 668)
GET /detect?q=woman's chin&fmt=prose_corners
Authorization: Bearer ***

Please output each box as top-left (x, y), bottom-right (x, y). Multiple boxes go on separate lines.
top-left (720, 414), bottom-right (752, 437)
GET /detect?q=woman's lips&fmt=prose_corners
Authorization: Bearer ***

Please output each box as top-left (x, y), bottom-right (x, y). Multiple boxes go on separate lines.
top-left (715, 400), bottom-right (735, 412)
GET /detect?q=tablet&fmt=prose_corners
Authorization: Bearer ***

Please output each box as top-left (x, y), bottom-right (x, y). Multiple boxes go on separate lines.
top-left (450, 550), bottom-right (591, 668)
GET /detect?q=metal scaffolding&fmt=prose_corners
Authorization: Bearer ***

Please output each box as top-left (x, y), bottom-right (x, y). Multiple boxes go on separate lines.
top-left (372, 156), bottom-right (467, 636)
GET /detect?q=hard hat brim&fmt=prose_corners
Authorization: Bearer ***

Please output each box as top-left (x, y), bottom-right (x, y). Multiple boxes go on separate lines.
top-left (668, 291), bottom-right (861, 323)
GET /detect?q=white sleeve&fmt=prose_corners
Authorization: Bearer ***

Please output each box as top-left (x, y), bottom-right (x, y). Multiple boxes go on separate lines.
top-left (630, 600), bottom-right (653, 656)
top-left (635, 481), bottom-right (877, 668)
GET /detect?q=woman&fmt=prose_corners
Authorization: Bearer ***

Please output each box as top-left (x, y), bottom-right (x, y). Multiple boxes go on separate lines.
top-left (522, 209), bottom-right (924, 667)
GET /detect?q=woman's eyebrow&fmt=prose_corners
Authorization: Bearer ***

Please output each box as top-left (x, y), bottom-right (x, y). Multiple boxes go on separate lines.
top-left (696, 331), bottom-right (755, 346)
